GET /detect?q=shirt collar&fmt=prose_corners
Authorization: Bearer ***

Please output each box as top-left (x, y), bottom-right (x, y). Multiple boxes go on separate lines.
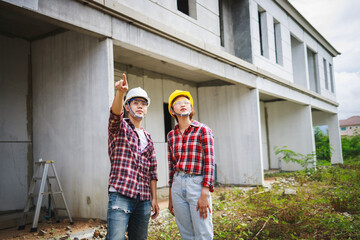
top-left (125, 118), bottom-right (136, 129)
top-left (125, 118), bottom-right (152, 142)
top-left (174, 120), bottom-right (200, 130)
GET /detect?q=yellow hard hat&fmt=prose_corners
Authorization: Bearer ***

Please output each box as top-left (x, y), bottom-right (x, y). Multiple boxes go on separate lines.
top-left (168, 90), bottom-right (194, 117)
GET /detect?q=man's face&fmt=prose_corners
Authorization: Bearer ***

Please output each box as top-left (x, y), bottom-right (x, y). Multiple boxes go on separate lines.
top-left (126, 98), bottom-right (148, 118)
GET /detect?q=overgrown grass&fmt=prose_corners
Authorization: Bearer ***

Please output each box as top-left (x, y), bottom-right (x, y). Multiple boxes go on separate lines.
top-left (148, 162), bottom-right (360, 239)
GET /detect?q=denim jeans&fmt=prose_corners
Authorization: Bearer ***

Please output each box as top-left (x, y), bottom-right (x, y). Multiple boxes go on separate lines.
top-left (171, 172), bottom-right (213, 240)
top-left (106, 192), bottom-right (151, 240)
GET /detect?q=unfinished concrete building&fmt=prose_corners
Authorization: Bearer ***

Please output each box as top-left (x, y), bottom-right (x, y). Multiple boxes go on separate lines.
top-left (0, 0), bottom-right (342, 222)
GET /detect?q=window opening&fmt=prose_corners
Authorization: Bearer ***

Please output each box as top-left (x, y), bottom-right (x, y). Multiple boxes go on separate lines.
top-left (323, 58), bottom-right (329, 90)
top-left (177, 0), bottom-right (189, 15)
top-left (164, 103), bottom-right (175, 141)
top-left (219, 0), bottom-right (224, 47)
top-left (307, 47), bottom-right (319, 93)
top-left (329, 63), bottom-right (334, 93)
top-left (273, 18), bottom-right (283, 65)
top-left (258, 6), bottom-right (268, 58)
top-left (258, 10), bottom-right (263, 56)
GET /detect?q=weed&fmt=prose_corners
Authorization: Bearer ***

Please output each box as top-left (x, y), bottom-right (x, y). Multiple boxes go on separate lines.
top-left (148, 163), bottom-right (360, 239)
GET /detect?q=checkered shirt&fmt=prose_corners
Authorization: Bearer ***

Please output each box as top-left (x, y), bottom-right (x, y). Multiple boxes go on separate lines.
top-left (108, 110), bottom-right (158, 201)
top-left (167, 120), bottom-right (215, 192)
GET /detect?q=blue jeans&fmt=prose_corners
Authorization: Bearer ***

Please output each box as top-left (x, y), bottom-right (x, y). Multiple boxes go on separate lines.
top-left (106, 192), bottom-right (151, 240)
top-left (171, 172), bottom-right (213, 240)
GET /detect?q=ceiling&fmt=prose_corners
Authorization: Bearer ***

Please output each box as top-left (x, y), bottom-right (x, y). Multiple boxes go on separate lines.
top-left (0, 3), bottom-right (62, 41)
top-left (113, 45), bottom-right (219, 84)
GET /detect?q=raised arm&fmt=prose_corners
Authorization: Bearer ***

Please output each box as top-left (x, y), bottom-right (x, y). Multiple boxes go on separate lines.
top-left (111, 73), bottom-right (128, 115)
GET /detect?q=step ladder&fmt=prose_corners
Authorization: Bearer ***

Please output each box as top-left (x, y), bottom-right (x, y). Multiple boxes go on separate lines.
top-left (18, 160), bottom-right (73, 232)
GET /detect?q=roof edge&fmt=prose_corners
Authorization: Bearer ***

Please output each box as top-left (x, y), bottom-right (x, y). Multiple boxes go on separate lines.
top-left (274, 0), bottom-right (341, 57)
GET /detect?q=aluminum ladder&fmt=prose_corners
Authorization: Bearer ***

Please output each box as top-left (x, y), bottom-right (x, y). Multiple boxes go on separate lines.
top-left (18, 160), bottom-right (73, 232)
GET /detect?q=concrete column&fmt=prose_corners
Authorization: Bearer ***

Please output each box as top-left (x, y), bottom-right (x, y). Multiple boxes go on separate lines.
top-left (312, 111), bottom-right (343, 164)
top-left (260, 101), bottom-right (270, 170)
top-left (32, 31), bottom-right (113, 219)
top-left (198, 85), bottom-right (263, 185)
top-left (266, 101), bottom-right (315, 171)
top-left (328, 114), bottom-right (343, 164)
top-left (0, 35), bottom-right (30, 211)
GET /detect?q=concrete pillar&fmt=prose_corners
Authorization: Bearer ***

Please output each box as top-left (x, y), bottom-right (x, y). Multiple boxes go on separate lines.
top-left (0, 35), bottom-right (31, 211)
top-left (32, 31), bottom-right (113, 219)
top-left (198, 85), bottom-right (263, 185)
top-left (266, 101), bottom-right (315, 171)
top-left (260, 101), bottom-right (270, 170)
top-left (312, 111), bottom-right (343, 164)
top-left (328, 114), bottom-right (343, 164)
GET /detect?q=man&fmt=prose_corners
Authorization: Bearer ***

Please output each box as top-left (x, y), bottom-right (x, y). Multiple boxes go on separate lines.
top-left (106, 73), bottom-right (159, 240)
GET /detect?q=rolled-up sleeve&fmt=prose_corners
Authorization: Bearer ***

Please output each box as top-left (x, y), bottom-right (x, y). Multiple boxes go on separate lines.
top-left (150, 147), bottom-right (158, 181)
top-left (167, 136), bottom-right (175, 187)
top-left (201, 126), bottom-right (215, 192)
top-left (108, 110), bottom-right (123, 135)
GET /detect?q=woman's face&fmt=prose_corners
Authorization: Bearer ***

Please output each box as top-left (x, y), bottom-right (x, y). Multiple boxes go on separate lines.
top-left (172, 96), bottom-right (192, 116)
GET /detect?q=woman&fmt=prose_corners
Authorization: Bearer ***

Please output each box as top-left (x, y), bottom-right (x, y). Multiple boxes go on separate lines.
top-left (167, 90), bottom-right (215, 240)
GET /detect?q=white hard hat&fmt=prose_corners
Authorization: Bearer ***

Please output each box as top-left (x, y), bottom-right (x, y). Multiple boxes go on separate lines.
top-left (124, 87), bottom-right (150, 106)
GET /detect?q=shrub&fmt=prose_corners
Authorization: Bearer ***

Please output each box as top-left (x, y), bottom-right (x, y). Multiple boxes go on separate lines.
top-left (341, 134), bottom-right (360, 160)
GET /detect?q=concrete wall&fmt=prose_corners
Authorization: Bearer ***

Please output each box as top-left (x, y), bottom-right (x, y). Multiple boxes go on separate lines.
top-left (0, 35), bottom-right (31, 211)
top-left (312, 111), bottom-right (343, 164)
top-left (2, 0), bottom-right (38, 10)
top-left (250, 0), bottom-right (337, 102)
top-left (266, 101), bottom-right (315, 171)
top-left (114, 63), bottom-right (199, 188)
top-left (116, 0), bottom-right (220, 45)
top-left (198, 85), bottom-right (264, 185)
top-left (251, 0), bottom-right (293, 81)
top-left (31, 31), bottom-right (113, 219)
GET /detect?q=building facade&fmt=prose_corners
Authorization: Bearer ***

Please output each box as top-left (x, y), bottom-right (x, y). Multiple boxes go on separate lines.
top-left (0, 0), bottom-right (343, 221)
top-left (340, 116), bottom-right (360, 136)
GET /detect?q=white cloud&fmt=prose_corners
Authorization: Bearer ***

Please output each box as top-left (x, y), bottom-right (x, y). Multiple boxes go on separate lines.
top-left (335, 72), bottom-right (360, 120)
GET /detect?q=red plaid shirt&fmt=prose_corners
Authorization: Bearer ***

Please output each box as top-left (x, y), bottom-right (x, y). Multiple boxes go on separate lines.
top-left (167, 120), bottom-right (215, 192)
top-left (108, 110), bottom-right (157, 201)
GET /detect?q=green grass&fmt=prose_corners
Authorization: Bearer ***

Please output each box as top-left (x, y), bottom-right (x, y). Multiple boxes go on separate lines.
top-left (148, 161), bottom-right (360, 239)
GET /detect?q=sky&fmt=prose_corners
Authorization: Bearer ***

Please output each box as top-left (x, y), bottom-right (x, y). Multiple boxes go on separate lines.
top-left (288, 0), bottom-right (360, 120)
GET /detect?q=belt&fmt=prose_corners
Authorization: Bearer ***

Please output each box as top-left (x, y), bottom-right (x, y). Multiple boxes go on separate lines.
top-left (175, 171), bottom-right (202, 177)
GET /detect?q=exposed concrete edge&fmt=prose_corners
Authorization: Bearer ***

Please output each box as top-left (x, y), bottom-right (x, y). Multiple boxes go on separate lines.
top-left (274, 0), bottom-right (340, 57)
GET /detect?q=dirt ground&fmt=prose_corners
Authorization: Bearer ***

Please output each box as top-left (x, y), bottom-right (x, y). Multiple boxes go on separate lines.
top-left (0, 185), bottom-right (278, 239)
top-left (0, 200), bottom-right (170, 240)
top-left (0, 218), bottom-right (104, 240)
